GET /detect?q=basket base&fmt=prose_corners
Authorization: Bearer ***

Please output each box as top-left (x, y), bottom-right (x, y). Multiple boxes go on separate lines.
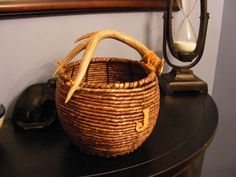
top-left (72, 141), bottom-right (144, 158)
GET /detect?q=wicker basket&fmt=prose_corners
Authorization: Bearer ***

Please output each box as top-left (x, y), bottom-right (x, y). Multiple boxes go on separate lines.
top-left (54, 30), bottom-right (164, 157)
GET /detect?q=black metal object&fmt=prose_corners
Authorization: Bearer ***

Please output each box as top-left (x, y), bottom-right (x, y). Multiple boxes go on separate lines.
top-left (160, 68), bottom-right (208, 94)
top-left (160, 0), bottom-right (209, 94)
top-left (0, 104), bottom-right (5, 119)
top-left (12, 78), bottom-right (57, 130)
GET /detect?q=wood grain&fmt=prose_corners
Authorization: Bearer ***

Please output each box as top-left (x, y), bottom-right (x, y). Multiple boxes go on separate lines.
top-left (0, 0), bottom-right (178, 17)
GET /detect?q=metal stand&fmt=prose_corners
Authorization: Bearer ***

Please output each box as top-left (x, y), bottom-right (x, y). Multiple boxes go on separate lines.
top-left (159, 69), bottom-right (207, 94)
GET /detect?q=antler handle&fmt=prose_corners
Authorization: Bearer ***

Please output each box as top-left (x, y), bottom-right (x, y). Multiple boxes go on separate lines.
top-left (54, 30), bottom-right (164, 103)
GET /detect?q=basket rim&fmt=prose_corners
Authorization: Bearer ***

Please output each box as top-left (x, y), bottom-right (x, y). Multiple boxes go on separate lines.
top-left (58, 57), bottom-right (158, 90)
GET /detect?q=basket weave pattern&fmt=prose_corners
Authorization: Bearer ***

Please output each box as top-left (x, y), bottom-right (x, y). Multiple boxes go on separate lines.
top-left (56, 57), bottom-right (160, 157)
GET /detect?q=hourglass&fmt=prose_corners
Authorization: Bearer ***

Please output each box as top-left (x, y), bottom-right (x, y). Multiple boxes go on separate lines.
top-left (160, 0), bottom-right (209, 94)
top-left (174, 0), bottom-right (197, 55)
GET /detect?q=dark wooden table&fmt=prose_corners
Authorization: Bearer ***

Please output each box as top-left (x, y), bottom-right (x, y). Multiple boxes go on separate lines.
top-left (0, 93), bottom-right (218, 177)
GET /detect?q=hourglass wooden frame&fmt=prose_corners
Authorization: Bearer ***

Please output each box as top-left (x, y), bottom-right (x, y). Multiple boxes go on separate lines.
top-left (160, 0), bottom-right (210, 94)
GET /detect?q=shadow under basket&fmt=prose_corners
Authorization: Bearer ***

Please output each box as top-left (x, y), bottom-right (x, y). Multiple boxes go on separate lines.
top-left (56, 57), bottom-right (160, 157)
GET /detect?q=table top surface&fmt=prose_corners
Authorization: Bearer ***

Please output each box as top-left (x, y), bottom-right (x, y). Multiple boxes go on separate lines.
top-left (0, 93), bottom-right (218, 177)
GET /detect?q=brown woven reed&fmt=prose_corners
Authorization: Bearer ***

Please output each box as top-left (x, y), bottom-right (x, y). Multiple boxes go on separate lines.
top-left (56, 57), bottom-right (160, 157)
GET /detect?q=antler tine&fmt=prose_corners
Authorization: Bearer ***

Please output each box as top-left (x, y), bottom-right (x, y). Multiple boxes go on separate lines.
top-left (52, 39), bottom-right (89, 77)
top-left (74, 31), bottom-right (98, 43)
top-left (65, 37), bottom-right (100, 103)
top-left (65, 29), bottom-right (158, 103)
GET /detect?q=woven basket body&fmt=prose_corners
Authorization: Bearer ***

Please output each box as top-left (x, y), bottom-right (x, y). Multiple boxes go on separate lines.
top-left (56, 57), bottom-right (160, 157)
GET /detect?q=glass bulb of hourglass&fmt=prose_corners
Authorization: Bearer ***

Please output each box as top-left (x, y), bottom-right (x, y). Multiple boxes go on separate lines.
top-left (176, 0), bottom-right (198, 16)
top-left (174, 18), bottom-right (197, 54)
top-left (174, 0), bottom-right (198, 54)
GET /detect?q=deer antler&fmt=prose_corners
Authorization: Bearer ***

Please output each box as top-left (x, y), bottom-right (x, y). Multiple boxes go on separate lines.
top-left (55, 30), bottom-right (164, 103)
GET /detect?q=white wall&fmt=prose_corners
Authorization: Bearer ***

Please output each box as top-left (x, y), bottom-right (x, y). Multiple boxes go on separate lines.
top-left (202, 1), bottom-right (236, 176)
top-left (0, 12), bottom-right (163, 109)
top-left (0, 0), bottom-right (224, 112)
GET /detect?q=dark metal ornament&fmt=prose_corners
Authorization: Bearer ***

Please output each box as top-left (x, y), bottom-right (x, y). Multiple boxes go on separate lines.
top-left (160, 0), bottom-right (209, 94)
top-left (12, 78), bottom-right (57, 130)
top-left (0, 104), bottom-right (5, 119)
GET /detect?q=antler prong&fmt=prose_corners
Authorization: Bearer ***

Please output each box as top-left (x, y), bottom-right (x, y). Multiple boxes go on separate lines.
top-left (74, 31), bottom-right (98, 43)
top-left (65, 38), bottom-right (100, 103)
top-left (52, 39), bottom-right (89, 77)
